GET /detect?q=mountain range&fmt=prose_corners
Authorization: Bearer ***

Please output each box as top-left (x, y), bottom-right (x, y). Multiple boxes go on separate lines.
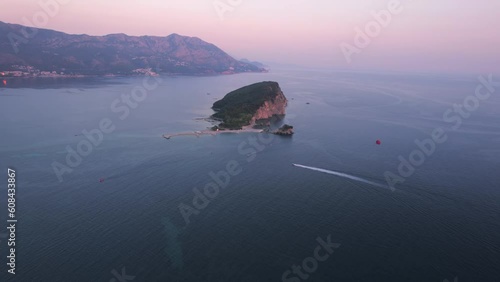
top-left (0, 21), bottom-right (266, 76)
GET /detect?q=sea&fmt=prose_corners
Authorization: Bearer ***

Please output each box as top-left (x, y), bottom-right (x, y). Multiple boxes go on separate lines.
top-left (0, 68), bottom-right (499, 281)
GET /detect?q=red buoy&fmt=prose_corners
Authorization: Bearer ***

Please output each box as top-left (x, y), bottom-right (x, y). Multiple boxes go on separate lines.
top-left (376, 140), bottom-right (381, 145)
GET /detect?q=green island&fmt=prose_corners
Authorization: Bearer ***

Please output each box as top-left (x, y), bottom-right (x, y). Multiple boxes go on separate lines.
top-left (163, 81), bottom-right (293, 140)
top-left (211, 81), bottom-right (288, 130)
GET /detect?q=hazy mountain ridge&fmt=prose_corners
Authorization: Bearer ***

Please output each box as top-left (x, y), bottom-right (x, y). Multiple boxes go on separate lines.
top-left (240, 58), bottom-right (269, 70)
top-left (0, 21), bottom-right (266, 76)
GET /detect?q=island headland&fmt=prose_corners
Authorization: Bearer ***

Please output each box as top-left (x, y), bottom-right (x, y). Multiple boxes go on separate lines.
top-left (163, 81), bottom-right (294, 139)
top-left (211, 81), bottom-right (288, 130)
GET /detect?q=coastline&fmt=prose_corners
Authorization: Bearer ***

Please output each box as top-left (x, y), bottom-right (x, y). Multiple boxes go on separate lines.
top-left (0, 70), bottom-right (268, 80)
top-left (163, 126), bottom-right (264, 140)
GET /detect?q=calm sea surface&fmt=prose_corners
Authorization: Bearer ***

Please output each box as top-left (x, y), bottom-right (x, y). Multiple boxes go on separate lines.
top-left (0, 69), bottom-right (499, 281)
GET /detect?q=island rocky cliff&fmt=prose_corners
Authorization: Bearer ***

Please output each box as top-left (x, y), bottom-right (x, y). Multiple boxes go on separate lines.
top-left (211, 81), bottom-right (288, 130)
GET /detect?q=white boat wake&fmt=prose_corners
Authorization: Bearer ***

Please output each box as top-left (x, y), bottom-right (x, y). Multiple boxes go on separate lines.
top-left (293, 164), bottom-right (389, 190)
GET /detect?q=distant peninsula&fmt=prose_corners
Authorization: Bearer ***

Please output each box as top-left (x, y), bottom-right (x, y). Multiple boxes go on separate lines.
top-left (0, 21), bottom-right (267, 77)
top-left (163, 81), bottom-right (293, 140)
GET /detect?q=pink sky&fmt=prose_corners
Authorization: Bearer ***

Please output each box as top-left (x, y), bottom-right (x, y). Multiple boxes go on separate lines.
top-left (1, 0), bottom-right (499, 75)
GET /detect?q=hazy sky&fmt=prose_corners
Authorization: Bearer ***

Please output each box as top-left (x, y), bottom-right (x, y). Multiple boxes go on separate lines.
top-left (2, 0), bottom-right (499, 75)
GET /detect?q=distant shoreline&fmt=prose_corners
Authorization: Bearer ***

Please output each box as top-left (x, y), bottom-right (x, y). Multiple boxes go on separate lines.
top-left (0, 71), bottom-right (267, 80)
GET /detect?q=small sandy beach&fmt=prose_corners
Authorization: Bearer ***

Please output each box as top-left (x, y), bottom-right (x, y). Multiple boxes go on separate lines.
top-left (163, 126), bottom-right (264, 140)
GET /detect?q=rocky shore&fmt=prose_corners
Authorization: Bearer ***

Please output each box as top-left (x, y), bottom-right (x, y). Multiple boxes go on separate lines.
top-left (273, 124), bottom-right (294, 136)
